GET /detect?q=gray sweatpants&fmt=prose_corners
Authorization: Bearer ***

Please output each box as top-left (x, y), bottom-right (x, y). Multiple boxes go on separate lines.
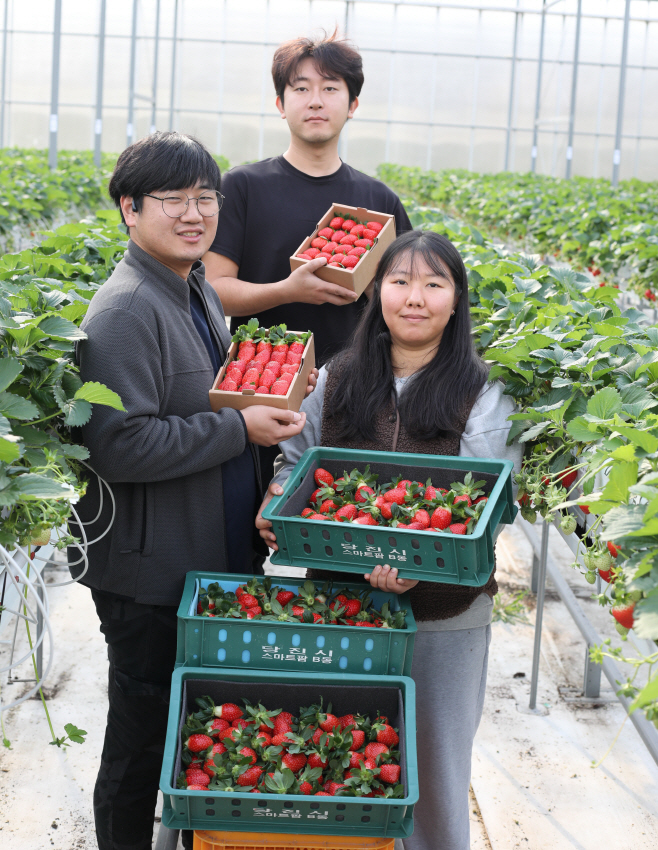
top-left (397, 624), bottom-right (491, 850)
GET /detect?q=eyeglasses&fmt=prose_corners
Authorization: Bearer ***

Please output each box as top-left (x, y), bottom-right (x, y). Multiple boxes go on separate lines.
top-left (142, 190), bottom-right (224, 218)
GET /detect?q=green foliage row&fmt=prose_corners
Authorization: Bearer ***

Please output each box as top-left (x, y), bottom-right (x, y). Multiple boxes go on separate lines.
top-left (380, 165), bottom-right (658, 299)
top-left (406, 202), bottom-right (658, 726)
top-left (0, 149), bottom-right (116, 239)
top-left (0, 210), bottom-right (126, 549)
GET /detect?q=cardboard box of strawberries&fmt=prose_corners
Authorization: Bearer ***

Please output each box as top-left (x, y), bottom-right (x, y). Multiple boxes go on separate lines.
top-left (290, 203), bottom-right (396, 297)
top-left (159, 667), bottom-right (418, 837)
top-left (210, 319), bottom-right (315, 413)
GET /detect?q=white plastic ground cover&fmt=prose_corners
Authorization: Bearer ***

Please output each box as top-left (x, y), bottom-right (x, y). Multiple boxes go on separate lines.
top-left (0, 467), bottom-right (115, 714)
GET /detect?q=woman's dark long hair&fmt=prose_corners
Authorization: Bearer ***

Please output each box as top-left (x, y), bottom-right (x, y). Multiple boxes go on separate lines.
top-left (328, 229), bottom-right (489, 442)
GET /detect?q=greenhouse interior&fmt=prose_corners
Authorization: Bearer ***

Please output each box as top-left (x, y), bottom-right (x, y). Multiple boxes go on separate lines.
top-left (1, 2), bottom-right (657, 849)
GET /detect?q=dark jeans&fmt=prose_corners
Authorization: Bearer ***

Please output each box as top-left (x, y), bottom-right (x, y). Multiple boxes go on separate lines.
top-left (91, 590), bottom-right (185, 850)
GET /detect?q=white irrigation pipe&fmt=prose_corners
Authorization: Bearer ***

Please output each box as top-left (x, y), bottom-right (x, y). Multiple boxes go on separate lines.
top-left (0, 466), bottom-right (115, 712)
top-left (0, 546), bottom-right (54, 711)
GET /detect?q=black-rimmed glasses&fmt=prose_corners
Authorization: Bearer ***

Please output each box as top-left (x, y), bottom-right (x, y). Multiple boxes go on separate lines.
top-left (142, 190), bottom-right (224, 218)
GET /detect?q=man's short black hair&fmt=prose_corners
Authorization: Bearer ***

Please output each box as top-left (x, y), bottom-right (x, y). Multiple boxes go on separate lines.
top-left (108, 131), bottom-right (222, 223)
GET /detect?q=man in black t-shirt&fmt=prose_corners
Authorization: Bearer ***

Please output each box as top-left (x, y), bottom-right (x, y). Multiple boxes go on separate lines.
top-left (203, 30), bottom-right (412, 366)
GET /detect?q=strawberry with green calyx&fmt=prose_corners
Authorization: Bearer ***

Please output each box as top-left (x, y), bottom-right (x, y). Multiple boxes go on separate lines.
top-left (296, 765), bottom-right (324, 795)
top-left (607, 541), bottom-right (622, 559)
top-left (344, 761), bottom-right (381, 796)
top-left (611, 602), bottom-right (635, 631)
top-left (243, 701), bottom-right (281, 732)
top-left (314, 467), bottom-right (334, 488)
top-left (560, 514), bottom-right (577, 535)
top-left (451, 472), bottom-right (486, 503)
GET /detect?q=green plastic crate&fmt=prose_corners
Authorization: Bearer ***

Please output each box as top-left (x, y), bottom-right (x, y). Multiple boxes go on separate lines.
top-left (160, 667), bottom-right (418, 838)
top-left (262, 449), bottom-right (517, 586)
top-left (176, 572), bottom-right (416, 676)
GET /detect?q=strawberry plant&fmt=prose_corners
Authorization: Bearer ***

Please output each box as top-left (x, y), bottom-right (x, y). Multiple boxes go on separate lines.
top-left (401, 198), bottom-right (658, 730)
top-left (379, 165), bottom-right (658, 300)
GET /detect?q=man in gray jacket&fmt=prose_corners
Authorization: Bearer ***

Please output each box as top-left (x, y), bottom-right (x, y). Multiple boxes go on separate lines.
top-left (72, 132), bottom-right (308, 850)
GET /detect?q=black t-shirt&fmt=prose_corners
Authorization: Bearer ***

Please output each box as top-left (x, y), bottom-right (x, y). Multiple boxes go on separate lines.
top-left (209, 155), bottom-right (412, 364)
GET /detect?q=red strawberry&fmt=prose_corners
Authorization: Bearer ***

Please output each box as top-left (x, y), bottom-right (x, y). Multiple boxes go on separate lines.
top-left (341, 255), bottom-right (359, 269)
top-left (308, 751), bottom-right (328, 769)
top-left (238, 746), bottom-right (257, 765)
top-left (607, 541), bottom-right (622, 558)
top-left (210, 741), bottom-right (227, 756)
top-left (365, 742), bottom-right (389, 762)
top-left (348, 246), bottom-right (367, 257)
top-left (258, 370), bottom-right (277, 389)
top-left (367, 221), bottom-right (383, 233)
top-left (320, 713), bottom-right (341, 733)
top-left (286, 351), bottom-right (302, 365)
top-left (350, 729), bottom-right (366, 750)
top-left (336, 503), bottom-right (358, 521)
top-left (449, 523), bottom-right (467, 535)
top-left (276, 590), bottom-right (295, 606)
top-left (245, 606), bottom-right (261, 619)
top-left (315, 791), bottom-right (331, 796)
top-left (379, 764), bottom-right (401, 784)
top-left (253, 731), bottom-right (272, 747)
top-left (239, 593), bottom-right (259, 609)
top-left (185, 769), bottom-right (210, 787)
top-left (237, 765), bottom-right (263, 787)
top-left (325, 782), bottom-right (347, 796)
top-left (187, 784), bottom-right (208, 790)
top-left (351, 224), bottom-right (365, 238)
top-left (218, 378), bottom-right (238, 391)
top-left (207, 718), bottom-right (230, 735)
top-left (271, 380), bottom-right (290, 395)
top-left (227, 359), bottom-right (247, 376)
top-left (280, 363), bottom-right (298, 375)
top-left (319, 499), bottom-right (339, 514)
top-left (318, 226), bottom-right (334, 240)
top-left (355, 485), bottom-right (374, 503)
top-left (289, 341), bottom-right (305, 355)
top-left (611, 603), bottom-right (635, 630)
top-left (237, 345), bottom-right (256, 362)
top-left (349, 751), bottom-right (365, 768)
top-left (412, 509), bottom-right (430, 528)
top-left (354, 238), bottom-right (373, 249)
top-left (431, 507), bottom-right (452, 530)
top-left (340, 234), bottom-right (358, 245)
top-left (362, 228), bottom-right (378, 240)
top-left (255, 386), bottom-right (269, 394)
top-left (186, 733), bottom-right (213, 752)
top-left (243, 368), bottom-right (261, 385)
top-left (254, 350), bottom-right (271, 365)
top-left (272, 732), bottom-right (293, 747)
top-left (311, 237), bottom-right (328, 249)
top-left (314, 468), bottom-right (334, 487)
top-left (453, 494), bottom-right (472, 507)
top-left (375, 724), bottom-right (399, 746)
top-left (329, 216), bottom-right (344, 229)
top-left (342, 219), bottom-right (355, 231)
top-left (283, 752), bottom-right (307, 772)
top-left (355, 515), bottom-right (377, 525)
top-left (215, 703), bottom-right (243, 722)
top-left (330, 229), bottom-right (346, 243)
top-left (297, 252), bottom-right (313, 260)
top-left (301, 508), bottom-right (313, 518)
top-left (355, 620), bottom-right (377, 626)
top-left (384, 487), bottom-right (406, 505)
top-left (328, 261), bottom-right (345, 268)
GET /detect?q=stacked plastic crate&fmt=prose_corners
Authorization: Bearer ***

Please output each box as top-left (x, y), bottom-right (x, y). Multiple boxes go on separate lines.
top-left (159, 448), bottom-right (517, 850)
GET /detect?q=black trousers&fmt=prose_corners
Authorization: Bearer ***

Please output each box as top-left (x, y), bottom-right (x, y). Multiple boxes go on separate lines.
top-left (91, 590), bottom-right (191, 850)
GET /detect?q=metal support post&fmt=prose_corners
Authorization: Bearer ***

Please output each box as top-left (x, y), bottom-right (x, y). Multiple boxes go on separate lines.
top-left (565, 0), bottom-right (582, 178)
top-left (503, 0), bottom-right (521, 172)
top-left (530, 0), bottom-right (547, 172)
top-left (520, 518), bottom-right (658, 767)
top-left (612, 0), bottom-right (631, 186)
top-left (150, 0), bottom-right (161, 133)
top-left (529, 521), bottom-right (549, 710)
top-left (168, 0), bottom-right (179, 130)
top-left (530, 546), bottom-right (540, 593)
top-left (48, 0), bottom-right (62, 169)
top-left (0, 0), bottom-right (9, 148)
top-left (93, 0), bottom-right (107, 166)
top-left (583, 644), bottom-right (602, 698)
top-left (127, 0), bottom-right (138, 146)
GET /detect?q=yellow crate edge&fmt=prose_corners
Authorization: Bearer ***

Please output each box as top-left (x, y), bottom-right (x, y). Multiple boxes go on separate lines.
top-left (193, 830), bottom-right (395, 849)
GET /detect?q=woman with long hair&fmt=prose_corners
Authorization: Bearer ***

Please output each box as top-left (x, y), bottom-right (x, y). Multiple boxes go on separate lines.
top-left (257, 229), bottom-right (522, 850)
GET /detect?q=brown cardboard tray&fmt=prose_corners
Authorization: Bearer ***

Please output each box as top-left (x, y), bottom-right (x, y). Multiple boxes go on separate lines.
top-left (289, 203), bottom-right (396, 298)
top-left (209, 333), bottom-right (315, 413)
